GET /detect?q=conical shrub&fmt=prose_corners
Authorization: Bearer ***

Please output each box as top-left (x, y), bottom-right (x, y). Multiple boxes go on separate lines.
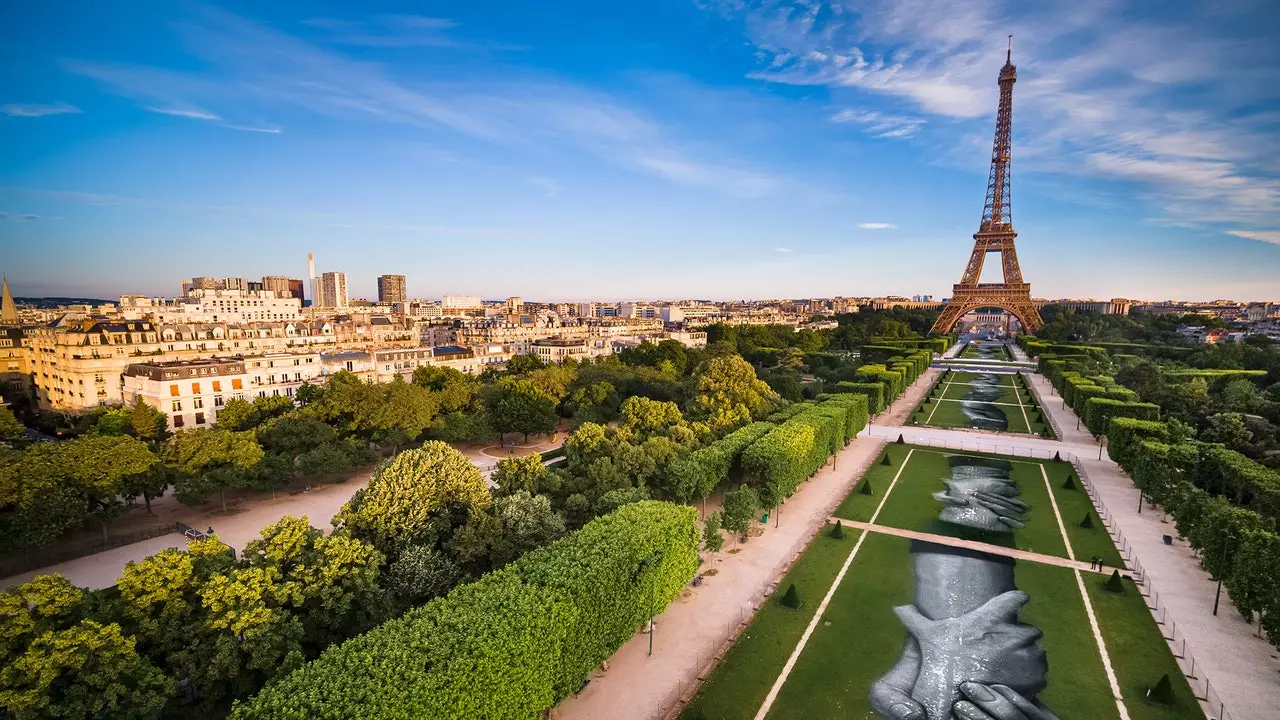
top-left (1053, 451), bottom-right (1062, 462)
top-left (881, 454), bottom-right (892, 466)
top-left (1103, 569), bottom-right (1124, 593)
top-left (896, 434), bottom-right (905, 444)
top-left (1079, 513), bottom-right (1094, 529)
top-left (1146, 674), bottom-right (1175, 705)
top-left (830, 520), bottom-right (845, 539)
top-left (1062, 475), bottom-right (1077, 490)
top-left (859, 479), bottom-right (874, 496)
top-left (780, 583), bottom-right (802, 609)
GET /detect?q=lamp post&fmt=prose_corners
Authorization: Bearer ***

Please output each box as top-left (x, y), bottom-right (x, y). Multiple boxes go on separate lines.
top-left (1136, 489), bottom-right (1144, 514)
top-left (1212, 532), bottom-right (1234, 617)
top-left (1097, 416), bottom-right (1110, 460)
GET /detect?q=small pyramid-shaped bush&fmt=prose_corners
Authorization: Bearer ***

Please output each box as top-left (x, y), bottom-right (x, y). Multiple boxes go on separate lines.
top-left (1079, 513), bottom-right (1094, 529)
top-left (780, 583), bottom-right (802, 609)
top-left (881, 454), bottom-right (892, 466)
top-left (1053, 451), bottom-right (1062, 462)
top-left (1146, 674), bottom-right (1175, 705)
top-left (1103, 570), bottom-right (1125, 593)
top-left (1040, 427), bottom-right (1052, 439)
top-left (859, 479), bottom-right (874, 496)
top-left (830, 521), bottom-right (845, 539)
top-left (1062, 475), bottom-right (1077, 490)
top-left (896, 434), bottom-right (905, 444)
top-left (1036, 412), bottom-right (1044, 424)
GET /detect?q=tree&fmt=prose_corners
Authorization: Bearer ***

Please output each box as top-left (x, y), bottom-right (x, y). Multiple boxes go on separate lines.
top-left (780, 583), bottom-right (802, 609)
top-left (594, 486), bottom-right (649, 516)
top-left (488, 491), bottom-right (567, 568)
top-left (213, 397), bottom-right (260, 431)
top-left (296, 442), bottom-right (356, 480)
top-left (830, 520), bottom-right (846, 539)
top-left (121, 462), bottom-right (175, 514)
top-left (0, 620), bottom-right (172, 720)
top-left (334, 441), bottom-right (490, 560)
top-left (127, 396), bottom-right (169, 442)
top-left (169, 428), bottom-right (265, 512)
top-left (0, 405), bottom-right (24, 444)
top-left (620, 396), bottom-right (685, 435)
top-left (384, 545), bottom-right (461, 609)
top-left (722, 486), bottom-right (760, 540)
top-left (703, 512), bottom-right (724, 554)
top-left (492, 379), bottom-right (558, 441)
top-left (565, 381), bottom-right (618, 423)
top-left (492, 453), bottom-right (553, 497)
top-left (1202, 412), bottom-right (1253, 450)
top-left (692, 356), bottom-right (780, 430)
top-left (1227, 530), bottom-right (1280, 632)
top-left (505, 353), bottom-right (546, 374)
top-left (294, 381), bottom-right (321, 406)
top-left (1221, 378), bottom-right (1265, 414)
top-left (1103, 570), bottom-right (1124, 593)
top-left (412, 364), bottom-right (471, 391)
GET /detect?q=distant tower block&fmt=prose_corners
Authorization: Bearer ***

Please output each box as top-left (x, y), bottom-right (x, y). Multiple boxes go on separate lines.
top-left (932, 36), bottom-right (1043, 335)
top-left (307, 252), bottom-right (317, 308)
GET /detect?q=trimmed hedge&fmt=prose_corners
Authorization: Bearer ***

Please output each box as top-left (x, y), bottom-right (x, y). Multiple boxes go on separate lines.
top-left (1106, 418), bottom-right (1169, 472)
top-left (232, 501), bottom-right (699, 720)
top-left (670, 421), bottom-right (776, 500)
top-left (765, 403), bottom-right (812, 424)
top-left (741, 395), bottom-right (868, 505)
top-left (1082, 397), bottom-right (1160, 435)
top-left (833, 382), bottom-right (887, 415)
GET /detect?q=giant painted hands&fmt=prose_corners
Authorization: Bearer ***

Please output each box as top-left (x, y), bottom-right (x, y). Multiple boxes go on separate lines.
top-left (870, 591), bottom-right (1050, 720)
top-left (934, 478), bottom-right (1029, 532)
top-left (953, 683), bottom-right (1061, 720)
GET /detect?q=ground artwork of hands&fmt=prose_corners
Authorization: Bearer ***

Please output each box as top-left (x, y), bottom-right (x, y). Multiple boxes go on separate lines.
top-left (934, 477), bottom-right (1029, 532)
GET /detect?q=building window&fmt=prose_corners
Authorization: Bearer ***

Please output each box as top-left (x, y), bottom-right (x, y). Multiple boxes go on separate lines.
top-left (193, 397), bottom-right (204, 409)
top-left (214, 395), bottom-right (223, 407)
top-left (169, 384), bottom-right (180, 397)
top-left (213, 380), bottom-right (221, 392)
top-left (195, 412), bottom-right (205, 425)
top-left (232, 379), bottom-right (243, 389)
top-left (286, 387), bottom-right (294, 397)
top-left (192, 382), bottom-right (201, 394)
top-left (294, 372), bottom-right (301, 381)
top-left (173, 415), bottom-right (185, 428)
top-left (171, 400), bottom-right (182, 411)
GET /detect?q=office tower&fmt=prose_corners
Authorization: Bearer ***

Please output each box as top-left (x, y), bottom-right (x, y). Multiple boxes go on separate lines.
top-left (307, 253), bottom-right (317, 308)
top-left (377, 274), bottom-right (407, 304)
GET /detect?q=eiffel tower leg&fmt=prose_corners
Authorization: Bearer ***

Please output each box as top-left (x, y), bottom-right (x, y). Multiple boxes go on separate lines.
top-left (931, 302), bottom-right (974, 334)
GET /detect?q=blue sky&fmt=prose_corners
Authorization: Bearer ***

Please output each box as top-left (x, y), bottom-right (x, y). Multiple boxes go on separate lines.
top-left (2, 0), bottom-right (1278, 302)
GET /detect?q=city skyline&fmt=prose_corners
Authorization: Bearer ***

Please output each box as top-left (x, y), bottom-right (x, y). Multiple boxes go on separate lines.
top-left (2, 1), bottom-right (1279, 301)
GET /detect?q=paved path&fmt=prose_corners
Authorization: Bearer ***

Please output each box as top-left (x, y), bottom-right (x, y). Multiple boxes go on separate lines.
top-left (829, 519), bottom-right (1118, 576)
top-left (1027, 373), bottom-right (1280, 720)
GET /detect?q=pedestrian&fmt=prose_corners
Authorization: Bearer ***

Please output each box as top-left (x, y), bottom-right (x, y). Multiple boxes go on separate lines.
top-left (206, 526), bottom-right (214, 537)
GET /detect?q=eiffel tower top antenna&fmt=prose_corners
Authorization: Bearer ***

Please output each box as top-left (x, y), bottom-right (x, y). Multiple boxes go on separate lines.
top-left (1007, 34), bottom-right (1012, 63)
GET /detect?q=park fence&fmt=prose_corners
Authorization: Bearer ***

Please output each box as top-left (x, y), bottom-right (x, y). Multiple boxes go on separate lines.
top-left (0, 522), bottom-right (180, 579)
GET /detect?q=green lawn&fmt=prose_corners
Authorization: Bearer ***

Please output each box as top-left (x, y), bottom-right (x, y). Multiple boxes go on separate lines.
top-left (1088, 576), bottom-right (1204, 720)
top-left (678, 524), bottom-right (861, 720)
top-left (911, 371), bottom-right (1056, 438)
top-left (832, 444), bottom-right (916, 522)
top-left (856, 446), bottom-right (1073, 559)
top-left (766, 534), bottom-right (1119, 720)
top-left (1052, 469), bottom-right (1125, 569)
top-left (960, 342), bottom-right (1013, 360)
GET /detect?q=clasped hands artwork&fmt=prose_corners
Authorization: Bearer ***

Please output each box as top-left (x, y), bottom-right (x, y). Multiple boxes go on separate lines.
top-left (870, 457), bottom-right (1060, 720)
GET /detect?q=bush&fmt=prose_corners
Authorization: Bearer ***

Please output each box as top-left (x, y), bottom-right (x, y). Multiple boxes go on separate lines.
top-left (1062, 475), bottom-right (1076, 490)
top-left (881, 454), bottom-right (892, 467)
top-left (829, 521), bottom-right (845, 539)
top-left (1147, 674), bottom-right (1175, 705)
top-left (233, 501), bottom-right (698, 719)
top-left (1107, 418), bottom-right (1169, 472)
top-left (1079, 513), bottom-right (1094, 529)
top-left (780, 583), bottom-right (802, 609)
top-left (1103, 570), bottom-right (1124, 593)
top-left (858, 479), bottom-right (873, 496)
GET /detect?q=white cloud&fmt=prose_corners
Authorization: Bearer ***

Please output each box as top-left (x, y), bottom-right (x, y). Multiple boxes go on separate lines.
top-left (220, 123), bottom-right (282, 134)
top-left (774, 247), bottom-right (792, 253)
top-left (715, 0), bottom-right (1280, 234)
top-left (830, 108), bottom-right (924, 139)
top-left (2, 102), bottom-right (80, 117)
top-left (1226, 230), bottom-right (1280, 246)
top-left (147, 106), bottom-right (221, 120)
top-left (857, 222), bottom-right (897, 229)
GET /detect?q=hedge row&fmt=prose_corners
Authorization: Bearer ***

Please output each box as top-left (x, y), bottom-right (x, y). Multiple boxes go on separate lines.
top-left (233, 501), bottom-right (699, 719)
top-left (867, 336), bottom-right (952, 355)
top-left (669, 421), bottom-right (776, 501)
top-left (765, 403), bottom-right (814, 424)
top-left (832, 382), bottom-right (887, 415)
top-left (1106, 417), bottom-right (1169, 472)
top-left (741, 394), bottom-right (869, 506)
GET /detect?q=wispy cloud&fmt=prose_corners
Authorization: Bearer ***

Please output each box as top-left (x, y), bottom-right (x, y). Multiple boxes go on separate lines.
top-left (857, 222), bottom-right (897, 230)
top-left (1227, 230), bottom-right (1280, 246)
top-left (774, 247), bottom-right (792, 253)
top-left (831, 108), bottom-right (925, 139)
top-left (219, 123), bottom-right (282, 134)
top-left (2, 102), bottom-right (81, 117)
top-left (21, 214), bottom-right (39, 221)
top-left (64, 4), bottom-right (776, 198)
top-left (527, 177), bottom-right (562, 197)
top-left (305, 14), bottom-right (522, 51)
top-left (710, 0), bottom-right (1280, 235)
top-left (147, 105), bottom-right (221, 120)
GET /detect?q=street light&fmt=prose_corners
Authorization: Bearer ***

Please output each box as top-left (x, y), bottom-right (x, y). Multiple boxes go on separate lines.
top-left (1097, 415), bottom-right (1110, 460)
top-left (1212, 532), bottom-right (1234, 617)
top-left (635, 551), bottom-right (664, 656)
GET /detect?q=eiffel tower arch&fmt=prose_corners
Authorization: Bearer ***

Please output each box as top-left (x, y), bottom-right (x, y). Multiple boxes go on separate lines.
top-left (932, 38), bottom-right (1043, 335)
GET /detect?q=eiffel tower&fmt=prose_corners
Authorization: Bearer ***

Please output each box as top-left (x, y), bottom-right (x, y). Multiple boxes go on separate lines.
top-left (931, 38), bottom-right (1043, 335)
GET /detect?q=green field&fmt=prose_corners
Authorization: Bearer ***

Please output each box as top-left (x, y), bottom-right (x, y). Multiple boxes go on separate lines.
top-left (911, 371), bottom-right (1056, 438)
top-left (681, 444), bottom-right (1203, 720)
top-left (960, 342), bottom-right (1013, 360)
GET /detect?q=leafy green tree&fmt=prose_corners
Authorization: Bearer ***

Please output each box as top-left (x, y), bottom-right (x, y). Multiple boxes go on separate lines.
top-left (294, 381), bottom-right (321, 406)
top-left (0, 620), bottom-right (172, 720)
top-left (620, 396), bottom-right (685, 435)
top-left (702, 511), bottom-right (724, 554)
top-left (334, 441), bottom-right (490, 559)
top-left (722, 486), bottom-right (760, 540)
top-left (692, 356), bottom-right (780, 430)
top-left (492, 453), bottom-right (553, 496)
top-left (1203, 412), bottom-right (1253, 450)
top-left (213, 397), bottom-right (259, 431)
top-left (488, 491), bottom-right (567, 568)
top-left (169, 428), bottom-right (265, 512)
top-left (492, 379), bottom-right (558, 441)
top-left (0, 405), bottom-right (23, 444)
top-left (0, 574), bottom-right (87, 660)
top-left (121, 462), bottom-right (176, 514)
top-left (1227, 530), bottom-right (1280, 632)
top-left (384, 545), bottom-right (461, 609)
top-left (297, 442), bottom-right (355, 480)
top-left (566, 381), bottom-right (618, 422)
top-left (505, 353), bottom-right (546, 374)
top-left (595, 486), bottom-right (650, 516)
top-left (256, 415), bottom-right (338, 456)
top-left (411, 364), bottom-right (471, 391)
top-left (1222, 379), bottom-right (1265, 414)
top-left (127, 396), bottom-right (169, 442)
top-left (525, 364), bottom-right (577, 403)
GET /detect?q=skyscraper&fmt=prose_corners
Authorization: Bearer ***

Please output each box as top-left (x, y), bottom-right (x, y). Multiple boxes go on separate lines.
top-left (319, 271), bottom-right (349, 309)
top-left (377, 274), bottom-right (407, 304)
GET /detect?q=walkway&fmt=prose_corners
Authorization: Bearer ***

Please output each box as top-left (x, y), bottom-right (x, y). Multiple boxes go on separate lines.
top-left (829, 518), bottom-right (1118, 576)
